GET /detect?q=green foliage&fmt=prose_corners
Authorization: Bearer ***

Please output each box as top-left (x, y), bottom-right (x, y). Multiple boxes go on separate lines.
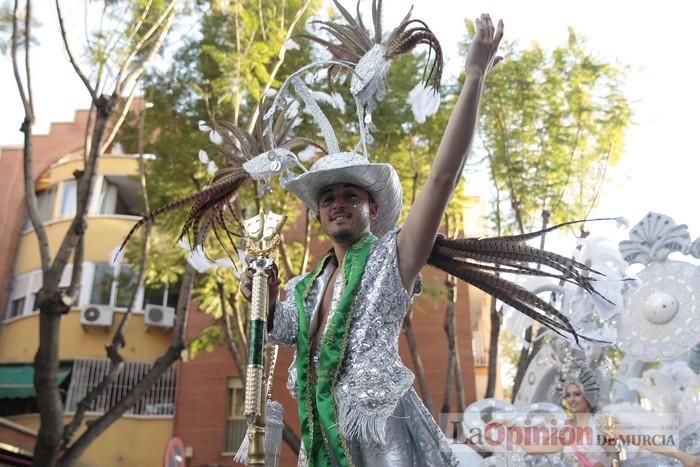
top-left (467, 26), bottom-right (631, 234)
top-left (188, 324), bottom-right (226, 359)
top-left (0, 1), bottom-right (41, 55)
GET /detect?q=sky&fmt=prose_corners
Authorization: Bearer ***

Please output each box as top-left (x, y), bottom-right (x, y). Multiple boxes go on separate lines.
top-left (1, 0), bottom-right (699, 247)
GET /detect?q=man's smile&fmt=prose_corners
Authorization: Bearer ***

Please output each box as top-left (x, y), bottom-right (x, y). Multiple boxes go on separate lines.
top-left (330, 212), bottom-right (351, 221)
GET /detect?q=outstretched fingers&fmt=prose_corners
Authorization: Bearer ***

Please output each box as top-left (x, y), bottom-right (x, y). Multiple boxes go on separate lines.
top-left (482, 13), bottom-right (494, 40)
top-left (494, 18), bottom-right (504, 45)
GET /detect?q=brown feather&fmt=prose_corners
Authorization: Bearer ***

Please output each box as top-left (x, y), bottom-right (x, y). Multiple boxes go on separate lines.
top-left (429, 254), bottom-right (580, 342)
top-left (428, 226), bottom-right (617, 343)
top-left (331, 0), bottom-right (370, 47)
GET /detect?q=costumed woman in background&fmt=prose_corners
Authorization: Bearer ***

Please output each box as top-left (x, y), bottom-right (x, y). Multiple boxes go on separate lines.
top-left (515, 360), bottom-right (609, 467)
top-left (519, 359), bottom-right (700, 467)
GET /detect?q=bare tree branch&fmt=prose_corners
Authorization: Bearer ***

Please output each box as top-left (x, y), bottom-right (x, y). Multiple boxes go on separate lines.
top-left (219, 282), bottom-right (247, 379)
top-left (12, 0), bottom-right (50, 274)
top-left (247, 0), bottom-right (313, 132)
top-left (402, 311), bottom-right (433, 414)
top-left (300, 208), bottom-right (311, 275)
top-left (116, 1), bottom-right (178, 96)
top-left (82, 104), bottom-right (95, 162)
top-left (277, 234), bottom-right (295, 279)
top-left (228, 296), bottom-right (248, 349)
top-left (55, 0), bottom-right (97, 102)
top-left (65, 214), bottom-right (84, 301)
top-left (11, 0), bottom-right (30, 117)
top-left (100, 85), bottom-right (138, 154)
top-left (47, 97), bottom-right (114, 293)
top-left (62, 134), bottom-right (154, 447)
top-left (24, 0), bottom-right (33, 114)
top-left (113, 0), bottom-right (174, 90)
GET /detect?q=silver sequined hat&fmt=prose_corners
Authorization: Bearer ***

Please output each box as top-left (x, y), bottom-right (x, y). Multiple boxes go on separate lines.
top-left (261, 0), bottom-right (443, 238)
top-left (284, 151), bottom-right (401, 237)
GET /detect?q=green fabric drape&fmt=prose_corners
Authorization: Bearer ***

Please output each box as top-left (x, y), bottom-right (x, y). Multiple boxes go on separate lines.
top-left (294, 233), bottom-right (377, 466)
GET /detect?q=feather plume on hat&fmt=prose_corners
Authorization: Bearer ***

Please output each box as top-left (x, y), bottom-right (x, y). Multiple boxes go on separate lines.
top-left (300, 0), bottom-right (443, 115)
top-left (117, 102), bottom-right (319, 261)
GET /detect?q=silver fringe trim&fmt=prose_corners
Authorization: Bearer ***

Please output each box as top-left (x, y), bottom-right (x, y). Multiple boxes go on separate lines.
top-left (336, 397), bottom-right (394, 445)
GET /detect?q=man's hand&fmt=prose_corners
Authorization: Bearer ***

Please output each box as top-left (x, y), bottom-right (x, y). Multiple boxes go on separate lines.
top-left (239, 255), bottom-right (281, 307)
top-left (465, 14), bottom-right (503, 76)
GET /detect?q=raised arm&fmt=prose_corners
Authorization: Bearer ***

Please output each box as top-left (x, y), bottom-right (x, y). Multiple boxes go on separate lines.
top-left (397, 14), bottom-right (503, 290)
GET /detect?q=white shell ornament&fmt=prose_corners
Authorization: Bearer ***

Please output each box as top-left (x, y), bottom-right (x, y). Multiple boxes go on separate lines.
top-left (619, 212), bottom-right (691, 265)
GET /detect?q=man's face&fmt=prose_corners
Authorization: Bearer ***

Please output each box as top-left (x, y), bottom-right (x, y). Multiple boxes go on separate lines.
top-left (316, 183), bottom-right (377, 244)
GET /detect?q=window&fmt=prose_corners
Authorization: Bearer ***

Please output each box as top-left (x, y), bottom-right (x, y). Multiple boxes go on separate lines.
top-left (225, 378), bottom-right (247, 452)
top-left (60, 180), bottom-right (77, 218)
top-left (8, 297), bottom-right (25, 319)
top-left (5, 269), bottom-right (73, 319)
top-left (90, 263), bottom-right (114, 305)
top-left (89, 263), bottom-right (138, 308)
top-left (98, 180), bottom-right (118, 215)
top-left (115, 266), bottom-right (138, 308)
top-left (24, 186), bottom-right (57, 229)
top-left (6, 274), bottom-right (31, 320)
top-left (96, 176), bottom-right (142, 216)
top-left (142, 276), bottom-right (181, 309)
top-left (37, 186), bottom-right (57, 222)
top-left (64, 359), bottom-right (176, 416)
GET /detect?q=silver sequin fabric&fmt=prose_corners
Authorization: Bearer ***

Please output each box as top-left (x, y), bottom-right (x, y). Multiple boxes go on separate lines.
top-left (269, 230), bottom-right (459, 466)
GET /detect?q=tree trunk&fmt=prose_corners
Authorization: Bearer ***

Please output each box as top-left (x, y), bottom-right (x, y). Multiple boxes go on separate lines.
top-left (440, 275), bottom-right (459, 430)
top-left (484, 299), bottom-right (501, 398)
top-left (33, 302), bottom-right (63, 467)
top-left (510, 326), bottom-right (532, 400)
top-left (511, 210), bottom-right (550, 400)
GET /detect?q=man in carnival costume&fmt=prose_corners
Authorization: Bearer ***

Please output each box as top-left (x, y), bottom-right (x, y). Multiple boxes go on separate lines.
top-left (117, 1), bottom-right (609, 465)
top-left (240, 11), bottom-right (504, 467)
top-left (119, 2), bottom-right (613, 465)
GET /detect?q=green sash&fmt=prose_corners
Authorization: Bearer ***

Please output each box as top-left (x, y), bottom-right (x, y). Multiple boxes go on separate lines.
top-left (294, 233), bottom-right (377, 467)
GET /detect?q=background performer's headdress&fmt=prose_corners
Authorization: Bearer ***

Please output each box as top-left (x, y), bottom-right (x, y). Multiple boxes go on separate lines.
top-left (551, 336), bottom-right (608, 409)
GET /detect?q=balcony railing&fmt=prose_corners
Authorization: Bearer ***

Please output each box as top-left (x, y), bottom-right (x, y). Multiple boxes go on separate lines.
top-left (65, 358), bottom-right (176, 416)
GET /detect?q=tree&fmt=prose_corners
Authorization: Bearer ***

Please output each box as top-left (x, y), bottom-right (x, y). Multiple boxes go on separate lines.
top-left (10, 1), bottom-right (179, 465)
top-left (465, 25), bottom-right (631, 397)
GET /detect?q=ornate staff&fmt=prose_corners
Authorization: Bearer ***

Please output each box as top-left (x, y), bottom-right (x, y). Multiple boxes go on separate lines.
top-left (599, 415), bottom-right (625, 467)
top-left (241, 211), bottom-right (286, 466)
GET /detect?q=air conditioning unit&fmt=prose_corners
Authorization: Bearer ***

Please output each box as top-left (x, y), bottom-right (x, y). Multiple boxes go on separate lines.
top-left (80, 305), bottom-right (114, 327)
top-left (144, 305), bottom-right (175, 329)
